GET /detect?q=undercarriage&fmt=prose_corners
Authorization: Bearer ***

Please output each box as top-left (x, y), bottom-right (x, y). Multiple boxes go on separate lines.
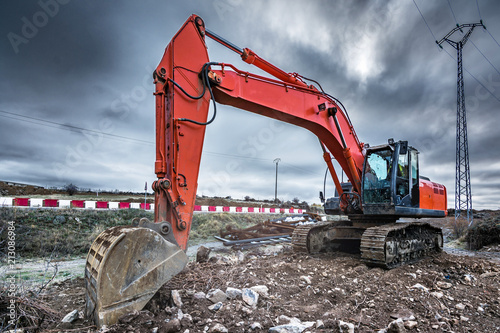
top-left (291, 216), bottom-right (443, 269)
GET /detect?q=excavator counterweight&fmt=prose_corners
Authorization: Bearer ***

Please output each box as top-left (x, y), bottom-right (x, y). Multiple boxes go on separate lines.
top-left (85, 14), bottom-right (447, 327)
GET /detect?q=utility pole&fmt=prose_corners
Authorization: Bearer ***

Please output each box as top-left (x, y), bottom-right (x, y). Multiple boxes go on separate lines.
top-left (273, 158), bottom-right (281, 203)
top-left (437, 21), bottom-right (485, 226)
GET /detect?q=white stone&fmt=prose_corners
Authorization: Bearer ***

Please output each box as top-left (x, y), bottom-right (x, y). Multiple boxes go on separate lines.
top-left (455, 303), bottom-right (466, 310)
top-left (209, 323), bottom-right (228, 333)
top-left (339, 320), bottom-right (355, 333)
top-left (436, 281), bottom-right (452, 289)
top-left (387, 318), bottom-right (405, 333)
top-left (208, 302), bottom-right (223, 312)
top-left (411, 283), bottom-right (429, 292)
top-left (430, 291), bottom-right (444, 299)
top-left (242, 288), bottom-right (259, 307)
top-left (206, 289), bottom-right (227, 304)
top-left (460, 316), bottom-right (469, 322)
top-left (250, 322), bottom-right (262, 330)
top-left (171, 290), bottom-right (183, 308)
top-left (405, 320), bottom-right (418, 329)
top-left (225, 287), bottom-right (242, 299)
top-left (250, 285), bottom-right (269, 298)
top-left (61, 309), bottom-right (79, 323)
top-left (300, 275), bottom-right (312, 284)
top-left (193, 291), bottom-right (206, 299)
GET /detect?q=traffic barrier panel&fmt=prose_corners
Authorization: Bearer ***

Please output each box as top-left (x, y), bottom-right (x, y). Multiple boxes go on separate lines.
top-left (247, 207), bottom-right (254, 213)
top-left (140, 203), bottom-right (150, 210)
top-left (130, 203), bottom-right (140, 209)
top-left (119, 202), bottom-right (130, 209)
top-left (223, 206), bottom-right (230, 212)
top-left (96, 201), bottom-right (108, 209)
top-left (14, 198), bottom-right (30, 206)
top-left (59, 200), bottom-right (71, 208)
top-left (30, 198), bottom-right (43, 207)
top-left (44, 199), bottom-right (58, 207)
top-left (0, 197), bottom-right (13, 206)
top-left (85, 201), bottom-right (96, 209)
top-left (236, 207), bottom-right (242, 212)
top-left (109, 202), bottom-right (119, 209)
top-left (194, 205), bottom-right (201, 211)
top-left (71, 200), bottom-right (85, 208)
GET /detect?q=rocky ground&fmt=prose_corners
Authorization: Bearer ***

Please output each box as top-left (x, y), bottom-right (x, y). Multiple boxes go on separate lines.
top-left (31, 243), bottom-right (500, 333)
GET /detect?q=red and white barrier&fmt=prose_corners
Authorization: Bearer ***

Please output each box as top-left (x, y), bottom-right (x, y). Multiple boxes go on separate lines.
top-left (0, 197), bottom-right (303, 214)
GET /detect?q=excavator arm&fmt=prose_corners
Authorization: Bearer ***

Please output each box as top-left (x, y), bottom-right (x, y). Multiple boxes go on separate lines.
top-left (85, 15), bottom-right (446, 327)
top-left (152, 15), bottom-right (367, 252)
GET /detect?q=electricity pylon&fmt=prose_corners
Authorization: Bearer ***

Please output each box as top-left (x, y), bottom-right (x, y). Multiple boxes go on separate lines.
top-left (436, 21), bottom-right (486, 226)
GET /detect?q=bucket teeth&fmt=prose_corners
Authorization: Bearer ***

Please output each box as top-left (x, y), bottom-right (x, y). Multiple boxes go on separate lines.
top-left (85, 226), bottom-right (188, 327)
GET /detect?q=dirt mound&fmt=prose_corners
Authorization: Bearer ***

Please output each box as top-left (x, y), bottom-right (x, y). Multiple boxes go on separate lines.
top-left (466, 214), bottom-right (500, 250)
top-left (31, 246), bottom-right (500, 332)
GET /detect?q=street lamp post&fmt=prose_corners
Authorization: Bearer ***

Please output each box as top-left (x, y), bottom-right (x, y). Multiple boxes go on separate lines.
top-left (273, 158), bottom-right (281, 203)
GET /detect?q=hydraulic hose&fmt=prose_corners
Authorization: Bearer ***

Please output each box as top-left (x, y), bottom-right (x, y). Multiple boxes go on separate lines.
top-left (176, 62), bottom-right (220, 126)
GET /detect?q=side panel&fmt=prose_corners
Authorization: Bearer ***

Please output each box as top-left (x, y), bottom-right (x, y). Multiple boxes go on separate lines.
top-left (419, 179), bottom-right (447, 214)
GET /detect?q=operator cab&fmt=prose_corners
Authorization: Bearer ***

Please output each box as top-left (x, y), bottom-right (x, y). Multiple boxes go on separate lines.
top-left (361, 139), bottom-right (444, 217)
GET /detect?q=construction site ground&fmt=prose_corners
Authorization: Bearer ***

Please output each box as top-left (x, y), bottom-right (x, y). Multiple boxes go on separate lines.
top-left (28, 240), bottom-right (500, 332)
top-left (1, 208), bottom-right (500, 333)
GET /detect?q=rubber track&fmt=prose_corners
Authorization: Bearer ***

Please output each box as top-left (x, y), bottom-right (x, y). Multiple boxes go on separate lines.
top-left (360, 222), bottom-right (443, 269)
top-left (291, 222), bottom-right (331, 253)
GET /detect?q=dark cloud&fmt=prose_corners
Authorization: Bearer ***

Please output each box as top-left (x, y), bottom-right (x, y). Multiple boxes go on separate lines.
top-left (1, 0), bottom-right (499, 209)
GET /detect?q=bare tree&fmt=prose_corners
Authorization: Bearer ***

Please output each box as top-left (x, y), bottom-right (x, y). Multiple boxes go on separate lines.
top-left (64, 183), bottom-right (78, 196)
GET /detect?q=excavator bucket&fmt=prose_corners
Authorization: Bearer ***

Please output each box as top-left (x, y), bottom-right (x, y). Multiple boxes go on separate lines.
top-left (84, 226), bottom-right (188, 326)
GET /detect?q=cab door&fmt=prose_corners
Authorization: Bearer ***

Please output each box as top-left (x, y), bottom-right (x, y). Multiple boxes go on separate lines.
top-left (394, 145), bottom-right (419, 208)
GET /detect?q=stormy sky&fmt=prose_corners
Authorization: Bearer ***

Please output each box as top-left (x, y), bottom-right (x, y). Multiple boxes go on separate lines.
top-left (1, 0), bottom-right (499, 209)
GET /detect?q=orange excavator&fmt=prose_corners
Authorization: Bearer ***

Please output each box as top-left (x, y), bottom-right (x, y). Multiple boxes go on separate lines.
top-left (85, 15), bottom-right (447, 326)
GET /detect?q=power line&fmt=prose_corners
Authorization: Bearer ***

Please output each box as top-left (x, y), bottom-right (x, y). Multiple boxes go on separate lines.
top-left (441, 47), bottom-right (500, 104)
top-left (446, 1), bottom-right (500, 77)
top-left (202, 150), bottom-right (323, 176)
top-left (412, 4), bottom-right (500, 105)
top-left (1, 109), bottom-right (325, 176)
top-left (412, 0), bottom-right (437, 41)
top-left (447, 0), bottom-right (459, 25)
top-left (0, 109), bottom-right (154, 145)
top-left (475, 0), bottom-right (482, 19)
top-left (475, 0), bottom-right (500, 49)
top-left (470, 40), bottom-right (500, 76)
